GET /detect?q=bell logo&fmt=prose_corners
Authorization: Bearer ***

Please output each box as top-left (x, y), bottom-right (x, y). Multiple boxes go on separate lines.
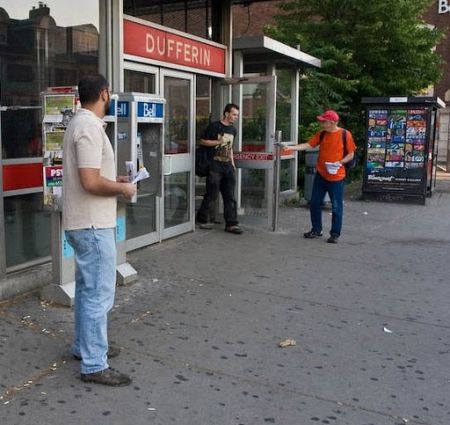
top-left (439, 0), bottom-right (450, 13)
top-left (143, 103), bottom-right (156, 117)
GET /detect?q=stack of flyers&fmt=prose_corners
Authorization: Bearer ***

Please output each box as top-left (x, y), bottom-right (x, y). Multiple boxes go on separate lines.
top-left (132, 167), bottom-right (150, 184)
top-left (126, 161), bottom-right (150, 184)
top-left (325, 161), bottom-right (341, 175)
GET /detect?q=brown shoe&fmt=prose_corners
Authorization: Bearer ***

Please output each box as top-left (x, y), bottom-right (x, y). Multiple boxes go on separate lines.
top-left (73, 345), bottom-right (121, 361)
top-left (80, 368), bottom-right (132, 386)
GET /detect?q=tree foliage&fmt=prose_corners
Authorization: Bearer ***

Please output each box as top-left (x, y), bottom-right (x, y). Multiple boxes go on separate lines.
top-left (265, 0), bottom-right (444, 138)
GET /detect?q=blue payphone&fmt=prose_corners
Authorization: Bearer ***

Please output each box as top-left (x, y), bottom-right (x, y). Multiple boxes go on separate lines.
top-left (117, 93), bottom-right (165, 202)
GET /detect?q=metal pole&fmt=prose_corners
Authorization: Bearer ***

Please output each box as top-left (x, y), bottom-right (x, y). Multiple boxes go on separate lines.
top-left (272, 131), bottom-right (282, 231)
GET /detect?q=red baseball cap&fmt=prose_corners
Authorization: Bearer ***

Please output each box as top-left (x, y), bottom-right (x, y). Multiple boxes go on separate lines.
top-left (317, 110), bottom-right (339, 122)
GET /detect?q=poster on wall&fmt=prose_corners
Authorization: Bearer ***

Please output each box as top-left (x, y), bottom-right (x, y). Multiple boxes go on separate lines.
top-left (364, 108), bottom-right (428, 193)
top-left (43, 165), bottom-right (63, 210)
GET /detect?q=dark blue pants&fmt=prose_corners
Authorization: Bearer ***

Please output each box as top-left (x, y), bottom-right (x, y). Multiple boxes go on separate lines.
top-left (310, 173), bottom-right (345, 236)
top-left (196, 161), bottom-right (238, 227)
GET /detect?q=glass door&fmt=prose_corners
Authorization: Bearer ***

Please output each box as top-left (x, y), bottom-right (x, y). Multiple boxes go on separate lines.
top-left (160, 70), bottom-right (195, 239)
top-left (221, 76), bottom-right (277, 220)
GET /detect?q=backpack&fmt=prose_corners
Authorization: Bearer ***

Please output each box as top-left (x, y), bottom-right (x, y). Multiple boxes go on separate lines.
top-left (195, 145), bottom-right (212, 177)
top-left (319, 129), bottom-right (357, 169)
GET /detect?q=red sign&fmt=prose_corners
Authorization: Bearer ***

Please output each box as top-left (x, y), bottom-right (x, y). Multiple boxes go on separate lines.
top-left (3, 162), bottom-right (43, 192)
top-left (233, 152), bottom-right (274, 161)
top-left (124, 19), bottom-right (226, 75)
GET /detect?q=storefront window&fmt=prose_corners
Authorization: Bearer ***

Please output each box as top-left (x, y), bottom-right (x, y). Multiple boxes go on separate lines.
top-left (0, 1), bottom-right (99, 107)
top-left (164, 76), bottom-right (190, 154)
top-left (4, 193), bottom-right (51, 268)
top-left (124, 69), bottom-right (156, 94)
top-left (0, 1), bottom-right (99, 269)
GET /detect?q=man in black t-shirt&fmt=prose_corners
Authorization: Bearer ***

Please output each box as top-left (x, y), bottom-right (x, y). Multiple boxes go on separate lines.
top-left (196, 103), bottom-right (243, 234)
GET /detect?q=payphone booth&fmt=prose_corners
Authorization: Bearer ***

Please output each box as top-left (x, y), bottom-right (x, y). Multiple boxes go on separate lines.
top-left (116, 93), bottom-right (165, 250)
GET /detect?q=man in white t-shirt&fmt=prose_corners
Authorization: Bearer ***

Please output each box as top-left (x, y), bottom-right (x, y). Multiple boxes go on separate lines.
top-left (63, 74), bottom-right (136, 386)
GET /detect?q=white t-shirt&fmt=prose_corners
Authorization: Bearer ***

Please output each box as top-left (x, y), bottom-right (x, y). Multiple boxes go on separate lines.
top-left (62, 108), bottom-right (116, 230)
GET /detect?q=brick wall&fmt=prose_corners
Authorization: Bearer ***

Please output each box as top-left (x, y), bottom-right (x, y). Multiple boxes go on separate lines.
top-left (233, 1), bottom-right (282, 37)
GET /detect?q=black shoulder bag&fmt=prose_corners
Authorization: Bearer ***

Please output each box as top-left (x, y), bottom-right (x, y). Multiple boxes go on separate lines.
top-left (195, 145), bottom-right (212, 177)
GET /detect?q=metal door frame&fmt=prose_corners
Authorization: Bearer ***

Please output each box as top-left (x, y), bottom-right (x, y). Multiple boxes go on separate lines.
top-left (160, 69), bottom-right (195, 239)
top-left (121, 63), bottom-right (162, 251)
top-left (220, 75), bottom-right (278, 222)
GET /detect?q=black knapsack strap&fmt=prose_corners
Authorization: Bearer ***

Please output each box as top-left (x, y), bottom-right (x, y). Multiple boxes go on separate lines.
top-left (319, 129), bottom-right (347, 154)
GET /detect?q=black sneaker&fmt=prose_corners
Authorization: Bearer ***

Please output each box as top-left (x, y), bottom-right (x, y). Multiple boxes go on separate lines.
top-left (327, 235), bottom-right (339, 244)
top-left (73, 345), bottom-right (121, 361)
top-left (80, 368), bottom-right (132, 386)
top-left (303, 230), bottom-right (323, 239)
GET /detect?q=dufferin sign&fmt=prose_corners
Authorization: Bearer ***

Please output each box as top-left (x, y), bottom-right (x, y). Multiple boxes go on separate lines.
top-left (439, 0), bottom-right (450, 13)
top-left (123, 18), bottom-right (226, 76)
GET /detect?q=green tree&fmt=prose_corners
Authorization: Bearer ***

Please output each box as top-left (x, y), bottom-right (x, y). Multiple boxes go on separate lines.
top-left (266, 0), bottom-right (444, 136)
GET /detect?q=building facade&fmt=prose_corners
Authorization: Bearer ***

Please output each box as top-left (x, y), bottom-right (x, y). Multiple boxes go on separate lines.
top-left (0, 0), bottom-right (319, 299)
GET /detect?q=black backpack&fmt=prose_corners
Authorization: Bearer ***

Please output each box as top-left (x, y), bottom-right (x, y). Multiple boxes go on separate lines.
top-left (319, 129), bottom-right (357, 169)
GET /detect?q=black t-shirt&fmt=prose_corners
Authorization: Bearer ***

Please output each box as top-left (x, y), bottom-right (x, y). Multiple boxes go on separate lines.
top-left (201, 120), bottom-right (237, 162)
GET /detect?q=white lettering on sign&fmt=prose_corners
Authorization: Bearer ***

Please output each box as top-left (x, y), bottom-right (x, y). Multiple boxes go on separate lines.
top-left (439, 0), bottom-right (450, 13)
top-left (233, 152), bottom-right (274, 161)
top-left (146, 33), bottom-right (211, 67)
top-left (51, 168), bottom-right (63, 177)
top-left (117, 102), bottom-right (128, 116)
top-left (143, 103), bottom-right (155, 117)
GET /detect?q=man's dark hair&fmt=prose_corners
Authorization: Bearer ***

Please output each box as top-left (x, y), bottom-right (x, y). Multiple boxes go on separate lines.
top-left (223, 103), bottom-right (239, 114)
top-left (78, 74), bottom-right (109, 105)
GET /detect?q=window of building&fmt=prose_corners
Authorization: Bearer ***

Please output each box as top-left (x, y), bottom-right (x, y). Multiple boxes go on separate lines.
top-left (124, 69), bottom-right (156, 93)
top-left (0, 1), bottom-right (100, 270)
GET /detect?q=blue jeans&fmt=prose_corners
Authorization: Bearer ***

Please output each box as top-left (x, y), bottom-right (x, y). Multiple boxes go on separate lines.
top-left (310, 173), bottom-right (345, 236)
top-left (65, 228), bottom-right (116, 374)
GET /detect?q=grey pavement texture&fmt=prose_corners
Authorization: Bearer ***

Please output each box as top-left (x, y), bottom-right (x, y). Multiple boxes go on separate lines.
top-left (1, 174), bottom-right (450, 425)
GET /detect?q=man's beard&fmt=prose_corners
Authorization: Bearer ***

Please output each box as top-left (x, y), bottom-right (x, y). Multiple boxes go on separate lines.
top-left (104, 96), bottom-right (111, 116)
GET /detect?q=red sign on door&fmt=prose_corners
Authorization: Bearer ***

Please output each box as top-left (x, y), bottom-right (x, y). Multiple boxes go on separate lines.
top-left (123, 18), bottom-right (226, 76)
top-left (233, 152), bottom-right (274, 161)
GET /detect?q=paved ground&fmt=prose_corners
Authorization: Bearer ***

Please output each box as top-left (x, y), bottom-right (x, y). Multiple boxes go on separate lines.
top-left (1, 173), bottom-right (450, 425)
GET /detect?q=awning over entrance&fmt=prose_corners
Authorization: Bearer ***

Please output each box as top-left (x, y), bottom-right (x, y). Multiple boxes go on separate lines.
top-left (233, 35), bottom-right (321, 68)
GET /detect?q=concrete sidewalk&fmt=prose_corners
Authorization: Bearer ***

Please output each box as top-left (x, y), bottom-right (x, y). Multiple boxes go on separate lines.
top-left (1, 174), bottom-right (450, 425)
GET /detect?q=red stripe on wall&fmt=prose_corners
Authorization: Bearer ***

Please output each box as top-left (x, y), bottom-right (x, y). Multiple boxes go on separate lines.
top-left (3, 162), bottom-right (43, 191)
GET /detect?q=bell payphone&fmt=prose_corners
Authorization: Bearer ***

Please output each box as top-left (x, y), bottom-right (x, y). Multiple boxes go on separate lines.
top-left (117, 93), bottom-right (165, 198)
top-left (116, 93), bottom-right (165, 245)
